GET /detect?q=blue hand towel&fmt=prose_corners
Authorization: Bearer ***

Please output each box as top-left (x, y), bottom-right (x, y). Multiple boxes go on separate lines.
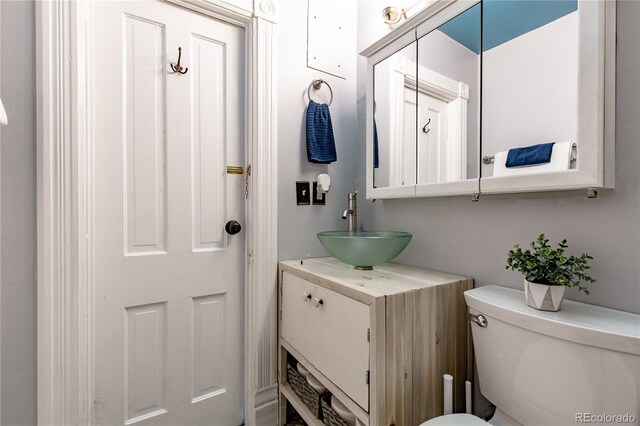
top-left (306, 100), bottom-right (337, 164)
top-left (374, 119), bottom-right (379, 169)
top-left (506, 142), bottom-right (555, 168)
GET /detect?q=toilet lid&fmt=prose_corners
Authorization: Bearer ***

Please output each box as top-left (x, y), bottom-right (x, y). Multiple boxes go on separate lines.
top-left (421, 414), bottom-right (490, 426)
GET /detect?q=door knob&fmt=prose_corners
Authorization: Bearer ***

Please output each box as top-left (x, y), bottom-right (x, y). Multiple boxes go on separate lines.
top-left (225, 220), bottom-right (242, 235)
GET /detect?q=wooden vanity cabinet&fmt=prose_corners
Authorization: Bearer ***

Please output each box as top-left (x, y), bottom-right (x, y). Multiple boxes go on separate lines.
top-left (278, 257), bottom-right (473, 426)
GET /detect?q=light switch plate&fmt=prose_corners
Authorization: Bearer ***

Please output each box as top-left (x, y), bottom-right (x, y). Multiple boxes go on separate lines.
top-left (296, 181), bottom-right (311, 205)
top-left (312, 182), bottom-right (325, 205)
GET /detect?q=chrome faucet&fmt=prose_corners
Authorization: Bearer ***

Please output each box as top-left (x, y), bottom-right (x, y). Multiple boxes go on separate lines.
top-left (342, 192), bottom-right (358, 232)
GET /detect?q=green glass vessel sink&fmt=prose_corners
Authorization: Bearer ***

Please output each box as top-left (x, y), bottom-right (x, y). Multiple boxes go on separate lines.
top-left (317, 231), bottom-right (413, 270)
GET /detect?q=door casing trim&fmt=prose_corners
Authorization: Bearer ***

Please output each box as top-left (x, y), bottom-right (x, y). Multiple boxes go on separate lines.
top-left (36, 1), bottom-right (278, 424)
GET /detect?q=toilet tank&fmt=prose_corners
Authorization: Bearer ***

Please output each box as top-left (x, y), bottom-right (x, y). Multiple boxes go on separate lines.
top-left (465, 285), bottom-right (640, 426)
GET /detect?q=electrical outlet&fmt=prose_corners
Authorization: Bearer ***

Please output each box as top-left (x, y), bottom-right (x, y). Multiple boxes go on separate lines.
top-left (312, 182), bottom-right (325, 205)
top-left (296, 181), bottom-right (310, 205)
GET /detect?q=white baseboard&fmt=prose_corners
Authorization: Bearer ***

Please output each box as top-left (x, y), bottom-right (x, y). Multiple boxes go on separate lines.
top-left (254, 385), bottom-right (279, 426)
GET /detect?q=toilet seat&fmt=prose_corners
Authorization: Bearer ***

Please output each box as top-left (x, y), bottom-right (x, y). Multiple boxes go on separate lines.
top-left (420, 413), bottom-right (490, 426)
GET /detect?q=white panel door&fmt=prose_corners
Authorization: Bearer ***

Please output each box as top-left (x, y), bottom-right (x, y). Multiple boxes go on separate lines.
top-left (399, 86), bottom-right (417, 187)
top-left (417, 92), bottom-right (449, 184)
top-left (92, 2), bottom-right (245, 424)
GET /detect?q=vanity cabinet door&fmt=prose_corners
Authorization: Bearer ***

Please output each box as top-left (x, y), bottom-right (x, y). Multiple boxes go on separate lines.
top-left (312, 285), bottom-right (370, 410)
top-left (281, 272), bottom-right (371, 411)
top-left (281, 272), bottom-right (316, 364)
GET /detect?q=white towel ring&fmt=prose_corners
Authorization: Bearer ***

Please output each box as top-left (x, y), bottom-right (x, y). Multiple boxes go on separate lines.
top-left (307, 79), bottom-right (333, 106)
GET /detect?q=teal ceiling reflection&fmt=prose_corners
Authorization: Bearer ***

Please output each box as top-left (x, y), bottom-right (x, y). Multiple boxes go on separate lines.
top-left (437, 0), bottom-right (577, 53)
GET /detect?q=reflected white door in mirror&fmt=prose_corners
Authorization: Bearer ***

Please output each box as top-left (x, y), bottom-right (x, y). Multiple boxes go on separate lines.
top-left (414, 66), bottom-right (469, 184)
top-left (362, 0), bottom-right (615, 200)
top-left (381, 56), bottom-right (469, 187)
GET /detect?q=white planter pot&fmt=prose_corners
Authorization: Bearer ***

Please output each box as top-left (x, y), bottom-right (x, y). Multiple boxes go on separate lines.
top-left (523, 279), bottom-right (566, 311)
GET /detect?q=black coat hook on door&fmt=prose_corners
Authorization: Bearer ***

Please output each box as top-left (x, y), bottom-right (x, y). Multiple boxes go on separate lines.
top-left (422, 118), bottom-right (431, 134)
top-left (170, 47), bottom-right (188, 74)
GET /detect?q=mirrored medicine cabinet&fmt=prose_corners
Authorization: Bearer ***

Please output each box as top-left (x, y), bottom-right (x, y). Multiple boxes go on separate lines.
top-left (362, 0), bottom-right (616, 200)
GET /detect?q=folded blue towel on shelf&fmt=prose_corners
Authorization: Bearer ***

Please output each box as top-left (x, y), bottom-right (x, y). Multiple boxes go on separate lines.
top-left (306, 100), bottom-right (337, 164)
top-left (506, 142), bottom-right (555, 167)
top-left (374, 119), bottom-right (379, 169)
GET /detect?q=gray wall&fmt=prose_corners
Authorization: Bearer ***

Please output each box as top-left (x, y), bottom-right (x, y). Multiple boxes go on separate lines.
top-left (357, 0), bottom-right (640, 315)
top-left (277, 0), bottom-right (359, 260)
top-left (357, 0), bottom-right (639, 414)
top-left (0, 0), bottom-right (636, 424)
top-left (0, 1), bottom-right (37, 425)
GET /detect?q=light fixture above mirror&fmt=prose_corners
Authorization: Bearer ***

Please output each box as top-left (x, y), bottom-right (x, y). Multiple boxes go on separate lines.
top-left (382, 6), bottom-right (403, 24)
top-left (382, 0), bottom-right (437, 26)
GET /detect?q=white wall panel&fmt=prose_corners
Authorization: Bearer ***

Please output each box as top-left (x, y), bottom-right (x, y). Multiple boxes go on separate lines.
top-left (124, 15), bottom-right (167, 255)
top-left (192, 294), bottom-right (227, 402)
top-left (125, 303), bottom-right (167, 424)
top-left (307, 0), bottom-right (355, 79)
top-left (191, 34), bottom-right (225, 251)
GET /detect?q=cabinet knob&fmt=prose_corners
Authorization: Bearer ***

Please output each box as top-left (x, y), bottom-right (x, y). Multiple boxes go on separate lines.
top-left (302, 293), bottom-right (312, 302)
top-left (313, 298), bottom-right (324, 308)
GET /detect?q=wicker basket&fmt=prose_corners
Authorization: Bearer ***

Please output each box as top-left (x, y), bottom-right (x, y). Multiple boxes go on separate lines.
top-left (287, 363), bottom-right (324, 419)
top-left (320, 394), bottom-right (351, 426)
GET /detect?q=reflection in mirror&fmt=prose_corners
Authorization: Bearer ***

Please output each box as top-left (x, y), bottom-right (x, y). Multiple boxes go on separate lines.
top-left (416, 4), bottom-right (481, 185)
top-left (482, 1), bottom-right (578, 178)
top-left (373, 43), bottom-right (417, 188)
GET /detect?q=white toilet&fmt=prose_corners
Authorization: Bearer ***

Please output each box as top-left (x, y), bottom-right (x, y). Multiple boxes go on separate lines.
top-left (423, 285), bottom-right (640, 426)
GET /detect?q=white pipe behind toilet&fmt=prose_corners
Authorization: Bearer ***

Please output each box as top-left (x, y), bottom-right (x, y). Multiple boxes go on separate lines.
top-left (443, 374), bottom-right (453, 415)
top-left (443, 375), bottom-right (473, 415)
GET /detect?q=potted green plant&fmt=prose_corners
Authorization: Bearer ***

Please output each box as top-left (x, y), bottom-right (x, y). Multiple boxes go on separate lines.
top-left (505, 233), bottom-right (596, 311)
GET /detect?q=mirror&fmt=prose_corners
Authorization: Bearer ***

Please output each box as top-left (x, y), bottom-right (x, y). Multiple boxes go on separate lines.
top-left (482, 1), bottom-right (579, 179)
top-left (363, 0), bottom-right (613, 199)
top-left (417, 3), bottom-right (480, 186)
top-left (373, 42), bottom-right (418, 189)
top-left (372, 4), bottom-right (481, 191)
